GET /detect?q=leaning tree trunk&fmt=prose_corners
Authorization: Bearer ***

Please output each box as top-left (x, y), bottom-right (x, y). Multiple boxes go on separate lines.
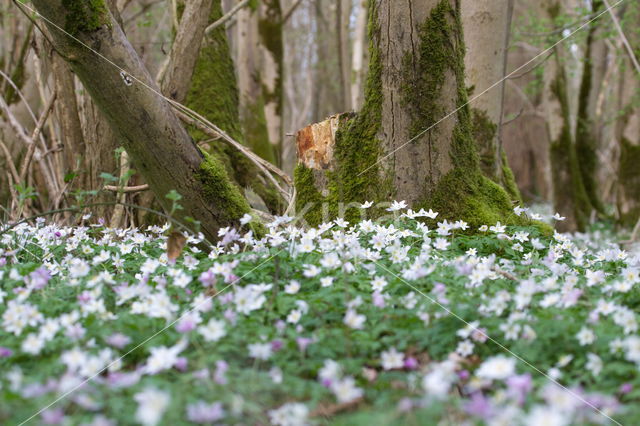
top-left (294, 0), bottom-right (522, 229)
top-left (31, 0), bottom-right (252, 240)
top-left (462, 0), bottom-right (521, 202)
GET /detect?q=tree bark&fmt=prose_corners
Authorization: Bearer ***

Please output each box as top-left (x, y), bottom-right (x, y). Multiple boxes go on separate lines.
top-left (351, 0), bottom-right (368, 110)
top-left (236, 4), bottom-right (277, 164)
top-left (462, 0), bottom-right (521, 202)
top-left (258, 0), bottom-right (285, 166)
top-left (160, 0), bottom-right (213, 103)
top-left (186, 0), bottom-right (283, 214)
top-left (31, 0), bottom-right (251, 240)
top-left (544, 0), bottom-right (593, 232)
top-left (616, 1), bottom-right (640, 226)
top-left (295, 0), bottom-right (522, 229)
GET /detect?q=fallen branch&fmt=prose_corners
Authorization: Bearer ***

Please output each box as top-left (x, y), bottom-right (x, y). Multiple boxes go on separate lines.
top-left (103, 184), bottom-right (150, 193)
top-left (174, 109), bottom-right (292, 201)
top-left (204, 0), bottom-right (249, 35)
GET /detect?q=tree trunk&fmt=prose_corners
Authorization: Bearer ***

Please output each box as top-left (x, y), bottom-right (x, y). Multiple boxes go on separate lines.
top-left (544, 1), bottom-right (593, 232)
top-left (186, 0), bottom-right (283, 214)
top-left (312, 0), bottom-right (344, 120)
top-left (336, 0), bottom-right (352, 111)
top-left (351, 0), bottom-right (368, 111)
top-left (258, 0), bottom-right (285, 165)
top-left (462, 0), bottom-right (521, 202)
top-left (295, 0), bottom-right (521, 229)
top-left (31, 0), bottom-right (252, 240)
top-left (575, 1), bottom-right (606, 215)
top-left (236, 4), bottom-right (277, 164)
top-left (616, 1), bottom-right (640, 226)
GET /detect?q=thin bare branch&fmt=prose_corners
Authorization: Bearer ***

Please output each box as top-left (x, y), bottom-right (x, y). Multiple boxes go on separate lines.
top-left (19, 91), bottom-right (57, 181)
top-left (602, 0), bottom-right (640, 75)
top-left (205, 0), bottom-right (250, 35)
top-left (103, 184), bottom-right (150, 193)
top-left (174, 108), bottom-right (293, 190)
top-left (283, 0), bottom-right (305, 24)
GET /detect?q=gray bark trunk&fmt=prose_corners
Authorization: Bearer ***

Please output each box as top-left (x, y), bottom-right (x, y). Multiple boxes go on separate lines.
top-left (31, 0), bottom-right (251, 240)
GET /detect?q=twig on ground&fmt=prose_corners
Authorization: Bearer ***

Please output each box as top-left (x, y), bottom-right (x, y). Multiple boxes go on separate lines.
top-left (103, 184), bottom-right (150, 194)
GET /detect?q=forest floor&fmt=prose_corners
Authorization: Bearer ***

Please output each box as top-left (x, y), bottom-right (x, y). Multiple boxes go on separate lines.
top-left (1, 204), bottom-right (639, 425)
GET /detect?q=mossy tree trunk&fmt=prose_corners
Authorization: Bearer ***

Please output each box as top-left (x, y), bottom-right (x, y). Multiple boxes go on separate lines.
top-left (258, 0), bottom-right (284, 165)
top-left (32, 0), bottom-right (251, 240)
top-left (185, 0), bottom-right (283, 213)
top-left (295, 0), bottom-right (521, 229)
top-left (616, 1), bottom-right (640, 226)
top-left (575, 1), bottom-right (606, 215)
top-left (544, 1), bottom-right (594, 232)
top-left (462, 0), bottom-right (522, 203)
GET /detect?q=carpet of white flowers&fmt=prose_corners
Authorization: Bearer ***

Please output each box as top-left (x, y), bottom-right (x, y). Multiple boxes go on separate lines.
top-left (1, 205), bottom-right (640, 425)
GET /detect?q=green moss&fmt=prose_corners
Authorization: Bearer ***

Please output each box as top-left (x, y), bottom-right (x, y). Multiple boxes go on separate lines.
top-left (618, 138), bottom-right (640, 227)
top-left (501, 150), bottom-right (523, 204)
top-left (471, 108), bottom-right (499, 178)
top-left (61, 0), bottom-right (109, 35)
top-left (197, 151), bottom-right (252, 222)
top-left (294, 164), bottom-right (327, 226)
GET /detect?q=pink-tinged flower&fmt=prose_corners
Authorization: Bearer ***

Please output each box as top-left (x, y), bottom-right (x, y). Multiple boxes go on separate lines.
top-left (0, 347), bottom-right (12, 357)
top-left (458, 370), bottom-right (470, 380)
top-left (176, 316), bottom-right (197, 333)
top-left (107, 371), bottom-right (142, 388)
top-left (397, 397), bottom-right (413, 413)
top-left (404, 357), bottom-right (419, 370)
top-left (175, 357), bottom-right (188, 371)
top-left (372, 291), bottom-right (386, 308)
top-left (198, 269), bottom-right (216, 287)
top-left (224, 273), bottom-right (239, 284)
top-left (620, 383), bottom-right (633, 394)
top-left (271, 339), bottom-right (284, 352)
top-left (223, 308), bottom-right (237, 324)
top-left (41, 408), bottom-right (65, 425)
top-left (506, 373), bottom-right (532, 404)
top-left (64, 324), bottom-right (86, 341)
top-left (77, 291), bottom-right (91, 303)
top-left (105, 333), bottom-right (131, 349)
top-left (296, 337), bottom-right (314, 352)
top-left (187, 401), bottom-right (225, 424)
top-left (471, 328), bottom-right (488, 343)
top-left (464, 393), bottom-right (493, 420)
top-left (214, 360), bottom-right (228, 385)
top-left (27, 266), bottom-right (51, 290)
